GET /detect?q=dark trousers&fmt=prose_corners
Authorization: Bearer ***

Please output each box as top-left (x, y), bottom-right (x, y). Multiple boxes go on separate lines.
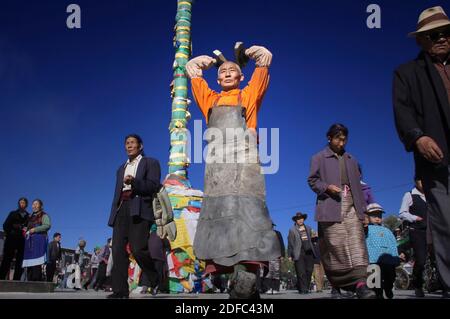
top-left (46, 261), bottom-right (57, 282)
top-left (139, 260), bottom-right (164, 288)
top-left (27, 265), bottom-right (42, 281)
top-left (294, 250), bottom-right (314, 292)
top-left (84, 268), bottom-right (98, 288)
top-left (112, 200), bottom-right (156, 295)
top-left (262, 278), bottom-right (280, 292)
top-left (153, 260), bottom-right (164, 287)
top-left (212, 275), bottom-right (227, 293)
top-left (409, 228), bottom-right (427, 288)
top-left (95, 262), bottom-right (107, 289)
top-left (374, 263), bottom-right (396, 297)
top-left (423, 165), bottom-right (450, 289)
top-left (0, 235), bottom-right (25, 280)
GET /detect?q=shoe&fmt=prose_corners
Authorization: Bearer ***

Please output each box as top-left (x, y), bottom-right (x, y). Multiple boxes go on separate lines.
top-left (151, 286), bottom-right (159, 296)
top-left (331, 287), bottom-right (342, 299)
top-left (415, 288), bottom-right (425, 298)
top-left (356, 284), bottom-right (377, 299)
top-left (140, 286), bottom-right (148, 294)
top-left (342, 291), bottom-right (355, 298)
top-left (385, 289), bottom-right (394, 299)
top-left (107, 292), bottom-right (129, 299)
top-left (272, 290), bottom-right (279, 294)
top-left (375, 289), bottom-right (384, 299)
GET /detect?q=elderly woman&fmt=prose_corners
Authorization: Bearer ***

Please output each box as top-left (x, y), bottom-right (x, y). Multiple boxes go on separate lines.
top-left (22, 199), bottom-right (51, 281)
top-left (307, 124), bottom-right (375, 299)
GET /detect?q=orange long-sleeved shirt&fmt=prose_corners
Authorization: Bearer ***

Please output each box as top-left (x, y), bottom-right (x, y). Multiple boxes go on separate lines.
top-left (191, 67), bottom-right (269, 130)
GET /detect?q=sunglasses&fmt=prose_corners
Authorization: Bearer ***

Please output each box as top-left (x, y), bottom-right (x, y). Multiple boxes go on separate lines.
top-left (424, 29), bottom-right (450, 42)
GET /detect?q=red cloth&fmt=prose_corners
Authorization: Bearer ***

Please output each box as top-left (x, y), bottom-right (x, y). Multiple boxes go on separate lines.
top-left (187, 206), bottom-right (201, 213)
top-left (170, 254), bottom-right (191, 277)
top-left (164, 179), bottom-right (185, 187)
top-left (120, 190), bottom-right (133, 201)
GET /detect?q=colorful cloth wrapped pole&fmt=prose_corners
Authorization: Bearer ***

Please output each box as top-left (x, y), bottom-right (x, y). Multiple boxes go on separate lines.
top-left (164, 0), bottom-right (210, 293)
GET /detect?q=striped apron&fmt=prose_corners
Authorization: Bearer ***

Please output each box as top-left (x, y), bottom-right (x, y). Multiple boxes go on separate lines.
top-left (318, 188), bottom-right (369, 288)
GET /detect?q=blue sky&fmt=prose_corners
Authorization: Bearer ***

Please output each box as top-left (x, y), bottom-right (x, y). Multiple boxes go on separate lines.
top-left (0, 1), bottom-right (440, 251)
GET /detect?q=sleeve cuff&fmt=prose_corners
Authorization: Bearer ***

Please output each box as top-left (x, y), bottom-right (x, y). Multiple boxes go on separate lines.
top-left (405, 128), bottom-right (424, 151)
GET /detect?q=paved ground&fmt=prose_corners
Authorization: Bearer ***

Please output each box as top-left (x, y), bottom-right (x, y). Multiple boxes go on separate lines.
top-left (0, 288), bottom-right (446, 299)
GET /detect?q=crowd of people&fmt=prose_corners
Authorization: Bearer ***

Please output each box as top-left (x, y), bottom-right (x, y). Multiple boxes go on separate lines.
top-left (0, 155), bottom-right (446, 299)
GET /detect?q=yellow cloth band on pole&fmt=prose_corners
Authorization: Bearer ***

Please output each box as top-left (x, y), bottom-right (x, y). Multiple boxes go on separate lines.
top-left (175, 53), bottom-right (189, 59)
top-left (171, 140), bottom-right (187, 145)
top-left (169, 162), bottom-right (189, 166)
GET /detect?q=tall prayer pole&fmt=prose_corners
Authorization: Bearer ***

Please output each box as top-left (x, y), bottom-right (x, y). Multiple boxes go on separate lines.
top-left (168, 0), bottom-right (193, 177)
top-left (163, 0), bottom-right (207, 294)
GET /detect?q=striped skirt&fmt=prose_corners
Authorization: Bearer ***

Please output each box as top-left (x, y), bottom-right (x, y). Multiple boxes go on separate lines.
top-left (318, 192), bottom-right (368, 288)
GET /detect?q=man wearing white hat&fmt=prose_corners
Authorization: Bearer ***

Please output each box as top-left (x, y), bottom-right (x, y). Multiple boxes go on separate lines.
top-left (393, 6), bottom-right (450, 295)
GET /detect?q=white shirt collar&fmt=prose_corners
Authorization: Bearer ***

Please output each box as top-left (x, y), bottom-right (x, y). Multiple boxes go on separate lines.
top-left (126, 154), bottom-right (142, 165)
top-left (411, 187), bottom-right (426, 201)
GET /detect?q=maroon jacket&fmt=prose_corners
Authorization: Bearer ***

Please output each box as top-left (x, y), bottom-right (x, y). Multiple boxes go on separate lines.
top-left (308, 146), bottom-right (366, 222)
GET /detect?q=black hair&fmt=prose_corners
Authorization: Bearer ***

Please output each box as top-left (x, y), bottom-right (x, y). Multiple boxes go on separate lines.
top-left (124, 134), bottom-right (145, 156)
top-left (125, 134), bottom-right (143, 145)
top-left (326, 123), bottom-right (349, 139)
top-left (18, 197), bottom-right (28, 207)
top-left (32, 199), bottom-right (44, 208)
top-left (107, 237), bottom-right (112, 243)
top-left (53, 232), bottom-right (61, 238)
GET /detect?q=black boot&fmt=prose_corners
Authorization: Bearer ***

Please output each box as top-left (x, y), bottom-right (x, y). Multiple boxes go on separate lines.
top-left (415, 288), bottom-right (425, 298)
top-left (229, 265), bottom-right (258, 299)
top-left (355, 284), bottom-right (376, 299)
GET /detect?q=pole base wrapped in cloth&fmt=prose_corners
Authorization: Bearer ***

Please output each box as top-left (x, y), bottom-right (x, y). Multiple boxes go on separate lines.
top-left (318, 191), bottom-right (369, 288)
top-left (193, 105), bottom-right (280, 268)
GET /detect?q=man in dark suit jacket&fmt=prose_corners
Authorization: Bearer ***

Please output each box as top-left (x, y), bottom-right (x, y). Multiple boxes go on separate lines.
top-left (287, 212), bottom-right (316, 294)
top-left (46, 232), bottom-right (62, 282)
top-left (107, 134), bottom-right (161, 299)
top-left (393, 6), bottom-right (450, 296)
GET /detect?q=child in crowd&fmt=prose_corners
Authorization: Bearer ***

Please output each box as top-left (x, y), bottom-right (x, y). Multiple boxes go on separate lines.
top-left (365, 203), bottom-right (400, 299)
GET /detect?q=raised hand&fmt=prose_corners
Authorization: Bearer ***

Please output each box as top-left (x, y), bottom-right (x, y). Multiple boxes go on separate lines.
top-left (245, 45), bottom-right (273, 67)
top-left (185, 55), bottom-right (217, 78)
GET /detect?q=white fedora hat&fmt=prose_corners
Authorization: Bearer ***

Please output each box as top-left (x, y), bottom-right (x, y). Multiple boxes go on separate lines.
top-left (366, 203), bottom-right (385, 214)
top-left (408, 6), bottom-right (450, 37)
